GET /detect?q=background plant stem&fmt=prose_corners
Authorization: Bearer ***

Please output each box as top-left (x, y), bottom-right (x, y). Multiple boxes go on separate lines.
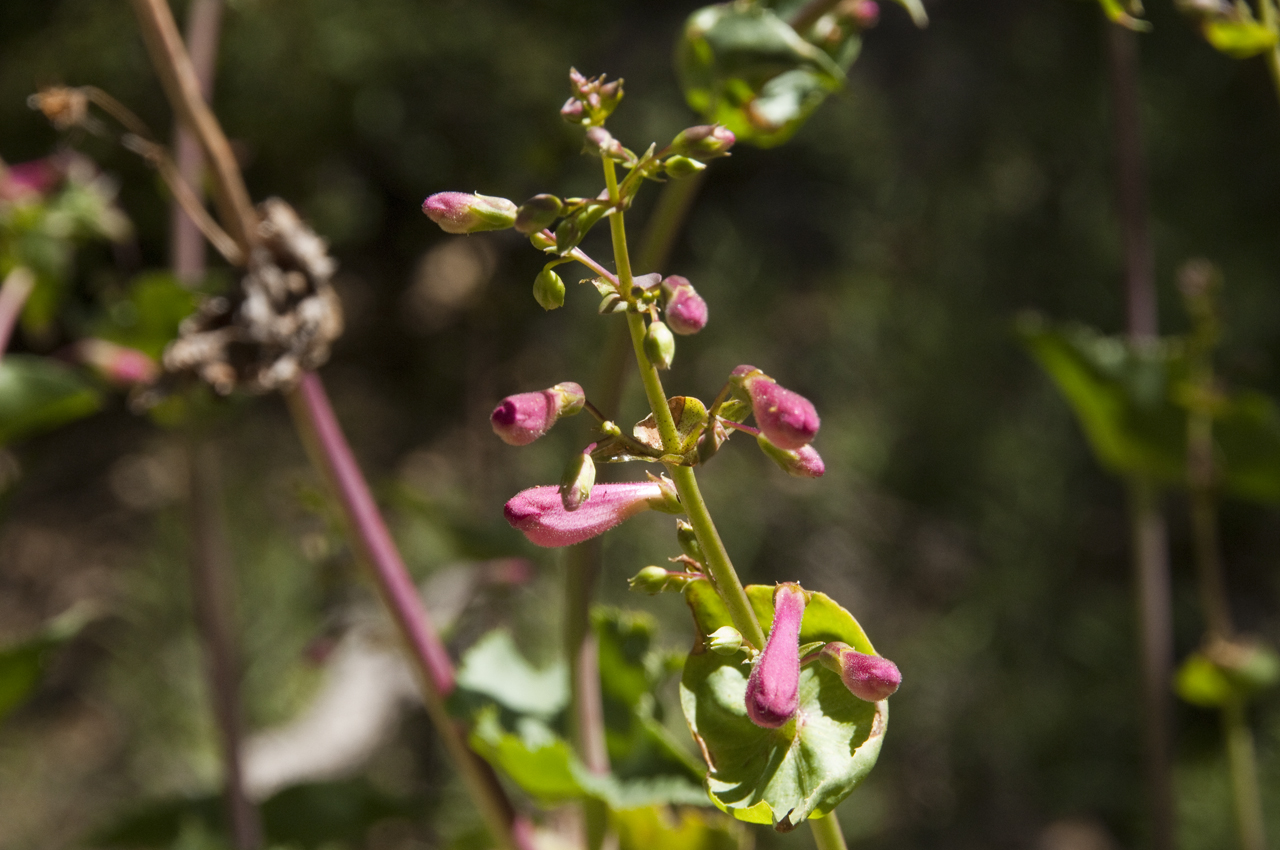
top-left (808, 812), bottom-right (849, 850)
top-left (170, 3), bottom-right (261, 847)
top-left (1257, 0), bottom-right (1280, 109)
top-left (1107, 22), bottom-right (1176, 850)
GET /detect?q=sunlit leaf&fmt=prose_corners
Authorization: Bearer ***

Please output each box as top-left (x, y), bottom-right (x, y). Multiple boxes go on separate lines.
top-left (676, 4), bottom-right (850, 148)
top-left (0, 354), bottom-right (102, 445)
top-left (454, 629), bottom-right (568, 718)
top-left (680, 581), bottom-right (887, 830)
top-left (611, 804), bottom-right (745, 850)
top-left (1202, 16), bottom-right (1279, 58)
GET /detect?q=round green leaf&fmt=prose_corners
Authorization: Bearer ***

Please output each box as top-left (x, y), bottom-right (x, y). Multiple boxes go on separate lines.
top-left (679, 581), bottom-right (888, 830)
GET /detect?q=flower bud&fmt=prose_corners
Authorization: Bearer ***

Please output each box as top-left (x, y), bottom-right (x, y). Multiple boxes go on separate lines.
top-left (757, 435), bottom-right (825, 478)
top-left (745, 583), bottom-right (808, 728)
top-left (628, 565), bottom-right (689, 595)
top-left (559, 445), bottom-right (596, 511)
top-left (664, 156), bottom-right (707, 179)
top-left (422, 192), bottom-right (518, 234)
top-left (533, 268), bottom-right (566, 311)
top-left (676, 519), bottom-right (705, 564)
top-left (644, 321), bottom-right (675, 370)
top-left (708, 626), bottom-right (744, 655)
top-left (560, 97), bottom-right (586, 124)
top-left (490, 382), bottom-right (585, 446)
top-left (515, 194), bottom-right (564, 235)
top-left (819, 642), bottom-right (901, 702)
top-left (73, 339), bottom-right (159, 387)
top-left (505, 481), bottom-right (667, 547)
top-left (669, 124), bottom-right (736, 160)
top-left (736, 369), bottom-right (820, 451)
top-left (584, 127), bottom-right (631, 164)
top-left (661, 276), bottom-right (707, 335)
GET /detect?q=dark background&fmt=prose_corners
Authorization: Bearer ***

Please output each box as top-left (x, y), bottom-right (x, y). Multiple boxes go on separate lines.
top-left (1, 0), bottom-right (1279, 848)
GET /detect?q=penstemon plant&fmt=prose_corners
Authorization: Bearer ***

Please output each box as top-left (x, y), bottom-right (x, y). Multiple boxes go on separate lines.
top-left (425, 69), bottom-right (902, 847)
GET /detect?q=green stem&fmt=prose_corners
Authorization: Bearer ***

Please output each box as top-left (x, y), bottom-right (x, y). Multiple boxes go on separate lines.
top-left (670, 465), bottom-right (765, 648)
top-left (808, 812), bottom-right (849, 850)
top-left (1224, 697), bottom-right (1268, 850)
top-left (1258, 0), bottom-right (1280, 111)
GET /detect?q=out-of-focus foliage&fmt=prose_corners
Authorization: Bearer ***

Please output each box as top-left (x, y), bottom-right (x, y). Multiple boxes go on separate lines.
top-left (1020, 317), bottom-right (1280, 501)
top-left (0, 605), bottom-right (93, 723)
top-left (0, 354), bottom-right (101, 446)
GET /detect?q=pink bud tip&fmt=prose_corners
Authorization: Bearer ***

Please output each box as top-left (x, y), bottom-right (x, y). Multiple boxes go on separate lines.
top-left (490, 382), bottom-right (585, 446)
top-left (745, 583), bottom-right (808, 728)
top-left (74, 339), bottom-right (159, 386)
top-left (820, 642), bottom-right (901, 702)
top-left (662, 276), bottom-right (708, 335)
top-left (422, 191), bottom-right (517, 234)
top-left (745, 376), bottom-right (820, 451)
top-left (790, 445), bottom-right (825, 478)
top-left (504, 482), bottom-right (663, 547)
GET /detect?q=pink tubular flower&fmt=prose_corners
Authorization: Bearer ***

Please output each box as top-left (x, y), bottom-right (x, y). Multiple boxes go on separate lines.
top-left (490, 382), bottom-right (585, 446)
top-left (662, 276), bottom-right (707, 335)
top-left (819, 642), bottom-right (901, 702)
top-left (736, 367), bottom-right (820, 451)
top-left (745, 583), bottom-right (808, 728)
top-left (505, 481), bottom-right (667, 547)
top-left (422, 191), bottom-right (517, 234)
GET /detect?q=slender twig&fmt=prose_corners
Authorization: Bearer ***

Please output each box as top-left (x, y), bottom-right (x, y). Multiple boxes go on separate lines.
top-left (1107, 23), bottom-right (1176, 850)
top-left (173, 5), bottom-right (260, 848)
top-left (185, 440), bottom-right (262, 850)
top-left (1257, 0), bottom-right (1280, 110)
top-left (171, 0), bottom-right (223, 280)
top-left (0, 267), bottom-right (35, 356)
top-left (1225, 697), bottom-right (1267, 850)
top-left (285, 375), bottom-right (531, 850)
top-left (127, 5), bottom-right (530, 846)
top-left (129, 0), bottom-right (256, 255)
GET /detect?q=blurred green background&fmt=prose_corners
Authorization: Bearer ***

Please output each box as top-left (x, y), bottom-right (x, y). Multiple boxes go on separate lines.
top-left (2, 0), bottom-right (1280, 848)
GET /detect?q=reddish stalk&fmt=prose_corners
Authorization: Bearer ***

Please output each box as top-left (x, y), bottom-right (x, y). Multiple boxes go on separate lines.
top-left (1107, 23), bottom-right (1174, 850)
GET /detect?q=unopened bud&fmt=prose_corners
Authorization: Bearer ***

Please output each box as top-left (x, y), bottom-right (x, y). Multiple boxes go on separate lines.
top-left (560, 97), bottom-right (586, 124)
top-left (708, 626), bottom-right (744, 655)
top-left (661, 276), bottom-right (707, 335)
top-left (490, 382), bottom-right (586, 446)
top-left (676, 519), bottom-right (705, 564)
top-left (645, 473), bottom-right (683, 514)
top-left (628, 565), bottom-right (690, 595)
top-left (735, 368), bottom-right (820, 451)
top-left (559, 446), bottom-right (596, 511)
top-left (745, 583), bottom-right (808, 728)
top-left (515, 194), bottom-right (564, 235)
top-left (819, 642), bottom-right (901, 702)
top-left (422, 192), bottom-right (518, 234)
top-left (664, 155), bottom-right (707, 179)
top-left (644, 320), bottom-right (675, 370)
top-left (757, 435), bottom-right (825, 478)
top-left (584, 127), bottom-right (630, 163)
top-left (669, 124), bottom-right (736, 160)
top-left (533, 268), bottom-right (566, 311)
top-left (74, 339), bottom-right (159, 387)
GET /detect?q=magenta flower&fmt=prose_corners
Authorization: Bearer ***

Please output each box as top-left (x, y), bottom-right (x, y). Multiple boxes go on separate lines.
top-left (662, 276), bottom-right (708, 335)
top-left (422, 191), bottom-right (518, 234)
top-left (670, 125), bottom-right (736, 160)
top-left (819, 642), bottom-right (901, 702)
top-left (490, 382), bottom-right (585, 446)
top-left (0, 158), bottom-right (59, 201)
top-left (735, 367), bottom-right (820, 451)
top-left (505, 481), bottom-right (669, 547)
top-left (745, 583), bottom-right (808, 728)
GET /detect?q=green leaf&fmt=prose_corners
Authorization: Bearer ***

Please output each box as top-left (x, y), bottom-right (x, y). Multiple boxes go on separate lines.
top-left (1019, 317), bottom-right (1280, 502)
top-left (676, 4), bottom-right (851, 148)
top-left (454, 629), bottom-right (568, 718)
top-left (1202, 16), bottom-right (1278, 59)
top-left (91, 271), bottom-right (201, 359)
top-left (0, 354), bottom-right (102, 445)
top-left (680, 581), bottom-right (887, 830)
top-left (611, 804), bottom-right (746, 850)
top-left (0, 605), bottom-right (95, 723)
